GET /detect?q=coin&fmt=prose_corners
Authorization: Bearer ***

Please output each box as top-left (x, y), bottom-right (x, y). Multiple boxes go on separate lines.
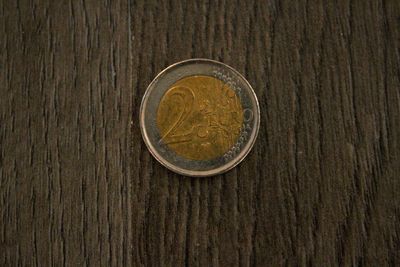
top-left (139, 59), bottom-right (260, 177)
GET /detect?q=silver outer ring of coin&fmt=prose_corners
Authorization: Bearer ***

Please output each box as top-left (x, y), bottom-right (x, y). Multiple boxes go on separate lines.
top-left (139, 58), bottom-right (260, 177)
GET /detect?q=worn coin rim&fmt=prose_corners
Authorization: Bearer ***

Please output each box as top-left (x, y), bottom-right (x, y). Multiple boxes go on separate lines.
top-left (139, 58), bottom-right (260, 177)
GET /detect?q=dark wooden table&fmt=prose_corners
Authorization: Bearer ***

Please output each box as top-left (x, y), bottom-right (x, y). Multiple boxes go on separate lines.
top-left (1, 0), bottom-right (400, 266)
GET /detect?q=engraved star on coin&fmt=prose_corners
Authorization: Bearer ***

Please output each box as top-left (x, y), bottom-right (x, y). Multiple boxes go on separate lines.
top-left (140, 59), bottom-right (260, 177)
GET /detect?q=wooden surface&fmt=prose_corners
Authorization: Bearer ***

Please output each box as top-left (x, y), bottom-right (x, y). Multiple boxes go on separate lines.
top-left (1, 0), bottom-right (400, 266)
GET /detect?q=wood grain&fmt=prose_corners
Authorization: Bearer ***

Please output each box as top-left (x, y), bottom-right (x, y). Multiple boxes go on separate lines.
top-left (1, 0), bottom-right (400, 266)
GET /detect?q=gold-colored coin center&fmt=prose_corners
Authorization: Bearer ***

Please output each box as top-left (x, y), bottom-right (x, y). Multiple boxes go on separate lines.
top-left (156, 75), bottom-right (244, 161)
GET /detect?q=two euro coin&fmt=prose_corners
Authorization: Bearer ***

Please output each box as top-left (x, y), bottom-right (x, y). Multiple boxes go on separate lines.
top-left (139, 59), bottom-right (260, 177)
